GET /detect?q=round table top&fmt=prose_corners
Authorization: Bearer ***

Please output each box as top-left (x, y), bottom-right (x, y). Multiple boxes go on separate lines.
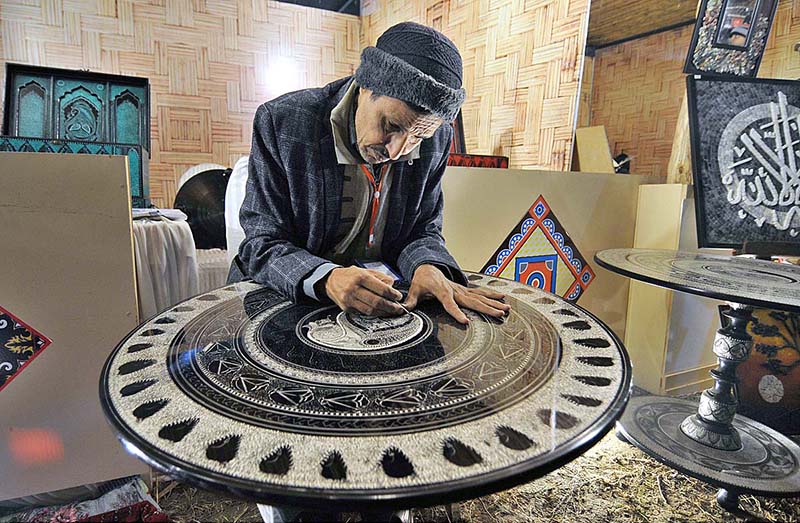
top-left (594, 249), bottom-right (800, 313)
top-left (100, 273), bottom-right (631, 509)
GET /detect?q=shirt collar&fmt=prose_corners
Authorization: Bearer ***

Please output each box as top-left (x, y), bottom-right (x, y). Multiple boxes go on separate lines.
top-left (329, 79), bottom-right (421, 166)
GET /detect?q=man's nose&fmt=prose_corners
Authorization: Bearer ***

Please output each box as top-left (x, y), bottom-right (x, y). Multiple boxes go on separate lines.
top-left (384, 133), bottom-right (409, 160)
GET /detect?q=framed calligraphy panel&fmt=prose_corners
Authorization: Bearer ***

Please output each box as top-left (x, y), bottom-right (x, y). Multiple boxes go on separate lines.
top-left (687, 76), bottom-right (800, 249)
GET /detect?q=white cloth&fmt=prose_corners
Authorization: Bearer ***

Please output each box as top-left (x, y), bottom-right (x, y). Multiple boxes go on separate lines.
top-left (133, 218), bottom-right (199, 320)
top-left (132, 208), bottom-right (187, 221)
top-left (225, 156), bottom-right (250, 265)
top-left (196, 248), bottom-right (230, 294)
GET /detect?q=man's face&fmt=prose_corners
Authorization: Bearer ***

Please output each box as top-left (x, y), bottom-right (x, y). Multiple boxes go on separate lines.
top-left (729, 34), bottom-right (747, 46)
top-left (354, 89), bottom-right (444, 164)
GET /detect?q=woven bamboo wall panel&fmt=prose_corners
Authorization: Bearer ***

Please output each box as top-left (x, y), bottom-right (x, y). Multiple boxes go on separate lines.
top-left (759, 1), bottom-right (800, 80)
top-left (361, 0), bottom-right (590, 172)
top-left (0, 0), bottom-right (360, 207)
top-left (590, 24), bottom-right (693, 178)
top-left (587, 0), bottom-right (695, 47)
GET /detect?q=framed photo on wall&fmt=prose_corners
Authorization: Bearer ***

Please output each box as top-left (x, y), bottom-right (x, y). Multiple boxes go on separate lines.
top-left (684, 0), bottom-right (778, 78)
top-left (687, 75), bottom-right (800, 249)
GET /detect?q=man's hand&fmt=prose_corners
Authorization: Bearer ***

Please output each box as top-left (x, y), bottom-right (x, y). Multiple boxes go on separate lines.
top-left (324, 266), bottom-right (406, 317)
top-left (404, 264), bottom-right (510, 324)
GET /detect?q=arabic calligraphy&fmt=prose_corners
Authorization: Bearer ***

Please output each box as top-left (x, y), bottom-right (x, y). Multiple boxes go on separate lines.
top-left (719, 91), bottom-right (800, 237)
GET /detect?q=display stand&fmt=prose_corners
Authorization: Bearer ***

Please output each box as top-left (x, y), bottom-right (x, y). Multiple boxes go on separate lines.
top-left (596, 248), bottom-right (800, 516)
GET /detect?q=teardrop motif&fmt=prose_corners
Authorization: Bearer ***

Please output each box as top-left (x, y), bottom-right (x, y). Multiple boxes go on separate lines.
top-left (260, 446), bottom-right (293, 476)
top-left (133, 399), bottom-right (169, 420)
top-left (496, 426), bottom-right (535, 451)
top-left (320, 451), bottom-right (347, 480)
top-left (573, 338), bottom-right (611, 348)
top-left (442, 437), bottom-right (483, 467)
top-left (120, 379), bottom-right (157, 397)
top-left (562, 394), bottom-right (603, 407)
top-left (118, 359), bottom-right (156, 375)
top-left (537, 409), bottom-right (580, 429)
top-left (206, 435), bottom-right (240, 463)
top-left (158, 418), bottom-right (199, 442)
top-left (381, 447), bottom-right (415, 478)
top-left (576, 356), bottom-right (614, 367)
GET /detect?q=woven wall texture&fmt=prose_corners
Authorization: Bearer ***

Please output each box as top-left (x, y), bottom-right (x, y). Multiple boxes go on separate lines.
top-left (588, 0), bottom-right (800, 179)
top-left (361, 0), bottom-right (590, 172)
top-left (0, 0), bottom-right (360, 207)
top-left (589, 24), bottom-right (693, 178)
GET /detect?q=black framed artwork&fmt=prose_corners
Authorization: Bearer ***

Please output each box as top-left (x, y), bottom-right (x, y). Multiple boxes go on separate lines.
top-left (687, 75), bottom-right (800, 249)
top-left (684, 0), bottom-right (778, 78)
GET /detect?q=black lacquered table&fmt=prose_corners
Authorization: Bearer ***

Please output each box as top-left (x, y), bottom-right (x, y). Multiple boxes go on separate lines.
top-left (100, 273), bottom-right (630, 515)
top-left (595, 248), bottom-right (800, 511)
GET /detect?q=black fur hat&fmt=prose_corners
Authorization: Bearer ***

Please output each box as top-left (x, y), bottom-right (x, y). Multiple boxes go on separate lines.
top-left (355, 22), bottom-right (466, 122)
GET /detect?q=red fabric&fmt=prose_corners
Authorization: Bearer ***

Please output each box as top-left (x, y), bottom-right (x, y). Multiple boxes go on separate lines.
top-left (446, 154), bottom-right (509, 168)
top-left (80, 501), bottom-right (170, 522)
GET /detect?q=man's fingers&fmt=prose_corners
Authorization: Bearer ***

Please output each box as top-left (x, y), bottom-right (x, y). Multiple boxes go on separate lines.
top-left (456, 293), bottom-right (506, 318)
top-left (367, 270), bottom-right (397, 285)
top-left (434, 289), bottom-right (468, 325)
top-left (361, 272), bottom-right (403, 301)
top-left (468, 286), bottom-right (507, 301)
top-left (475, 294), bottom-right (511, 313)
top-left (354, 287), bottom-right (405, 316)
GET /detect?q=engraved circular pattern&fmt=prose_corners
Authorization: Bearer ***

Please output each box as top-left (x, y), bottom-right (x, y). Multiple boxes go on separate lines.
top-left (595, 249), bottom-right (800, 313)
top-left (298, 308), bottom-right (428, 353)
top-left (100, 275), bottom-right (630, 507)
top-left (618, 396), bottom-right (800, 495)
top-left (169, 295), bottom-right (555, 435)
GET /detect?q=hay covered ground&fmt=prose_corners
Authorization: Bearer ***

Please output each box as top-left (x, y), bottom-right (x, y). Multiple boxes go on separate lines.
top-left (156, 429), bottom-right (800, 523)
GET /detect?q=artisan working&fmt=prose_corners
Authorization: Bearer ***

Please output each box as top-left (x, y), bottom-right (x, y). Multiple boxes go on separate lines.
top-left (229, 21), bottom-right (509, 324)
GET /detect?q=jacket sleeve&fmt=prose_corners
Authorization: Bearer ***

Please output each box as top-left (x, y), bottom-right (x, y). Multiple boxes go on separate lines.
top-left (237, 104), bottom-right (333, 302)
top-left (396, 127), bottom-right (468, 286)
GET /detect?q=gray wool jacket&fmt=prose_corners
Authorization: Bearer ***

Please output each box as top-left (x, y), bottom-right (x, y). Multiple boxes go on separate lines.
top-left (228, 76), bottom-right (467, 302)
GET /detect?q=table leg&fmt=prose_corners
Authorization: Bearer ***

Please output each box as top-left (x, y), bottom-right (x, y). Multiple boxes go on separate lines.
top-left (679, 303), bottom-right (752, 451)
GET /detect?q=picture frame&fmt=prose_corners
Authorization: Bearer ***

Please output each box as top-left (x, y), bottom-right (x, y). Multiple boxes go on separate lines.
top-left (450, 110), bottom-right (466, 154)
top-left (686, 75), bottom-right (800, 249)
top-left (684, 0), bottom-right (778, 78)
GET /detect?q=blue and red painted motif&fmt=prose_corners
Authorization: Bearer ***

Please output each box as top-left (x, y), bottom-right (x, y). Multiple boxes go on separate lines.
top-left (481, 195), bottom-right (595, 302)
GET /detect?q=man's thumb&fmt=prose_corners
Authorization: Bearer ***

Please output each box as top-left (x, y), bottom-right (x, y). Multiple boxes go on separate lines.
top-left (403, 288), bottom-right (420, 310)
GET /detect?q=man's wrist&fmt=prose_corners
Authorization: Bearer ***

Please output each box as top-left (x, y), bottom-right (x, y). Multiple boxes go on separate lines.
top-left (318, 267), bottom-right (341, 300)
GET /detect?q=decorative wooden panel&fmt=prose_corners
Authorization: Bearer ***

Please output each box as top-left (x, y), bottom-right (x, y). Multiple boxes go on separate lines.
top-left (361, 0), bottom-right (590, 173)
top-left (590, 25), bottom-right (694, 178)
top-left (0, 0), bottom-right (360, 207)
top-left (588, 0), bottom-right (696, 48)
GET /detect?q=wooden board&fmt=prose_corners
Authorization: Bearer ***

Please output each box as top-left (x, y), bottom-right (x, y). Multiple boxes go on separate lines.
top-left (0, 152), bottom-right (145, 501)
top-left (573, 126), bottom-right (614, 173)
top-left (442, 166), bottom-right (658, 337)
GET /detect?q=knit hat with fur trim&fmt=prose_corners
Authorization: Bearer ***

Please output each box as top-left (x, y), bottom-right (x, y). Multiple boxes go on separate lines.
top-left (355, 22), bottom-right (465, 122)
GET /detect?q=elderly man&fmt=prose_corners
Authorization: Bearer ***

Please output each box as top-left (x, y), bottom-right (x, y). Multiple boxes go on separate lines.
top-left (229, 21), bottom-right (509, 324)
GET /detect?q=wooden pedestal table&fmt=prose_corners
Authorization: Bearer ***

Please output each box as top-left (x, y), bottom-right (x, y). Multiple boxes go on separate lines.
top-left (595, 248), bottom-right (800, 514)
